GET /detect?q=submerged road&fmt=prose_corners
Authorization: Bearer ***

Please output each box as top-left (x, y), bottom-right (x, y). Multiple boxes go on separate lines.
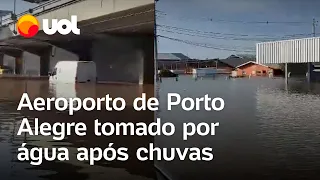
top-left (1, 76), bottom-right (320, 179)
top-left (156, 75), bottom-right (320, 180)
top-left (0, 79), bottom-right (155, 180)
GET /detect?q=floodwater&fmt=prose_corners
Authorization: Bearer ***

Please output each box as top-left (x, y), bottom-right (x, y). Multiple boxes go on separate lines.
top-left (1, 76), bottom-right (320, 180)
top-left (156, 75), bottom-right (320, 180)
top-left (0, 79), bottom-right (155, 180)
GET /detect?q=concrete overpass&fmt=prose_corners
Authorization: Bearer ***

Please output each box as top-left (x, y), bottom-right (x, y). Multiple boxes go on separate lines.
top-left (0, 0), bottom-right (154, 84)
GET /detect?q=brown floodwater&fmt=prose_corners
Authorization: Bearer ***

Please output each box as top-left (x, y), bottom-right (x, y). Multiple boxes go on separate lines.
top-left (0, 79), bottom-right (156, 180)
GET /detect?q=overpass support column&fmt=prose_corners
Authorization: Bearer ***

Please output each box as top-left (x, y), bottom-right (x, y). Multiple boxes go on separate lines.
top-left (307, 62), bottom-right (312, 82)
top-left (38, 48), bottom-right (51, 76)
top-left (0, 53), bottom-right (3, 66)
top-left (285, 63), bottom-right (288, 84)
top-left (91, 35), bottom-right (154, 84)
top-left (0, 51), bottom-right (23, 74)
top-left (34, 46), bottom-right (79, 76)
top-left (139, 36), bottom-right (154, 84)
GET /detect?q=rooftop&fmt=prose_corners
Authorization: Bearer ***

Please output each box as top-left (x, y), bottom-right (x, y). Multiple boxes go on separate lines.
top-left (218, 55), bottom-right (251, 68)
top-left (0, 10), bottom-right (12, 16)
top-left (218, 55), bottom-right (282, 69)
top-left (157, 53), bottom-right (191, 61)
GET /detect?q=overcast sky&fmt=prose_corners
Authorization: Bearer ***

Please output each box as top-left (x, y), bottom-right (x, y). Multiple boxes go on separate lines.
top-left (2, 0), bottom-right (320, 59)
top-left (0, 0), bottom-right (35, 14)
top-left (156, 0), bottom-right (320, 59)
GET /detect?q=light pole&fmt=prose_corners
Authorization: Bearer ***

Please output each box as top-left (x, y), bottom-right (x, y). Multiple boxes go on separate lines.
top-left (14, 0), bottom-right (16, 15)
top-left (12, 0), bottom-right (17, 34)
top-left (307, 18), bottom-right (318, 82)
top-left (155, 0), bottom-right (159, 82)
top-left (312, 18), bottom-right (318, 37)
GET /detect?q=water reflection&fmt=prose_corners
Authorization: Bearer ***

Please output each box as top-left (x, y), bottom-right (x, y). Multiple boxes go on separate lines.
top-left (0, 79), bottom-right (155, 180)
top-left (156, 75), bottom-right (320, 180)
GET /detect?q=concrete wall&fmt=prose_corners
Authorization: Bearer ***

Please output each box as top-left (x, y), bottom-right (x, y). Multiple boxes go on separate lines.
top-left (22, 52), bottom-right (40, 76)
top-left (91, 35), bottom-right (154, 84)
top-left (2, 54), bottom-right (15, 73)
top-left (0, 53), bottom-right (3, 66)
top-left (49, 46), bottom-right (79, 73)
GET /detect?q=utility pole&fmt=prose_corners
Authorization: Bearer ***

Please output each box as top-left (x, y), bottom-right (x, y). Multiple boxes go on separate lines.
top-left (308, 18), bottom-right (318, 83)
top-left (14, 0), bottom-right (16, 16)
top-left (312, 18), bottom-right (318, 37)
top-left (154, 0), bottom-right (159, 82)
top-left (12, 0), bottom-right (17, 34)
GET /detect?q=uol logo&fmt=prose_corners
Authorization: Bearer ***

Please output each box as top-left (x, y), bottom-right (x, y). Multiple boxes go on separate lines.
top-left (17, 14), bottom-right (80, 38)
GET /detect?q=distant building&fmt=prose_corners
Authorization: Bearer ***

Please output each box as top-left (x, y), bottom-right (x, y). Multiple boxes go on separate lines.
top-left (234, 61), bottom-right (274, 77)
top-left (156, 53), bottom-right (283, 76)
top-left (157, 53), bottom-right (191, 70)
top-left (217, 55), bottom-right (283, 76)
top-left (218, 55), bottom-right (253, 68)
top-left (157, 53), bottom-right (224, 73)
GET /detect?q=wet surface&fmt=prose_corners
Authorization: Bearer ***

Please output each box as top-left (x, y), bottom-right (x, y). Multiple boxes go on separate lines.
top-left (0, 79), bottom-right (155, 180)
top-left (156, 75), bottom-right (320, 180)
top-left (1, 76), bottom-right (320, 180)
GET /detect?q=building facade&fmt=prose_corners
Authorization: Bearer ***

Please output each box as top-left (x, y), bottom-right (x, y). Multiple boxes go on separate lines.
top-left (256, 37), bottom-right (320, 81)
top-left (157, 53), bottom-right (191, 70)
top-left (218, 55), bottom-right (282, 77)
top-left (235, 61), bottom-right (274, 77)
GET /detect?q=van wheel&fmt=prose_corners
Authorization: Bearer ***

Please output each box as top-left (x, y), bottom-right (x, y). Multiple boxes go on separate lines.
top-left (87, 79), bottom-right (91, 82)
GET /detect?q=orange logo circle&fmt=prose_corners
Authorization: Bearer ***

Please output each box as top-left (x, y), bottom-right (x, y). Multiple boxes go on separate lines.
top-left (17, 14), bottom-right (39, 38)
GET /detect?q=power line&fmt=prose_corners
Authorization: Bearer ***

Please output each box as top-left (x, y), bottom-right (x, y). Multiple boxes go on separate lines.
top-left (158, 35), bottom-right (255, 53)
top-left (157, 28), bottom-right (264, 42)
top-left (157, 24), bottom-right (320, 53)
top-left (156, 11), bottom-right (311, 25)
top-left (158, 24), bottom-right (312, 38)
top-left (157, 24), bottom-right (313, 42)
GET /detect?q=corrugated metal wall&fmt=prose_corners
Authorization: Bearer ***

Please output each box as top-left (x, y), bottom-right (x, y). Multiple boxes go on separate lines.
top-left (256, 37), bottom-right (320, 64)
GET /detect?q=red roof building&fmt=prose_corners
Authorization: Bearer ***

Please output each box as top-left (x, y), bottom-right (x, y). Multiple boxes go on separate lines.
top-left (234, 61), bottom-right (279, 77)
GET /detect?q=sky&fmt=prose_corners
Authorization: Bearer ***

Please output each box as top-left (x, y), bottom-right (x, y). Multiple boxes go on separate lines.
top-left (156, 0), bottom-right (320, 59)
top-left (0, 0), bottom-right (36, 15)
top-left (1, 0), bottom-right (320, 59)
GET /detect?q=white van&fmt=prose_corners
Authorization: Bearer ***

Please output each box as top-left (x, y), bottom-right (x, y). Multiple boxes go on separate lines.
top-left (49, 61), bottom-right (97, 83)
